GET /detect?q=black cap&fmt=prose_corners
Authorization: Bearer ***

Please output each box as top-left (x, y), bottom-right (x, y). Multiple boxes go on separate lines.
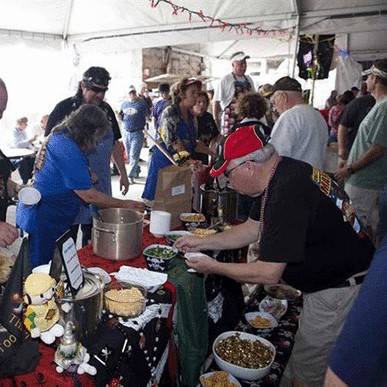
top-left (272, 76), bottom-right (302, 94)
top-left (82, 67), bottom-right (111, 87)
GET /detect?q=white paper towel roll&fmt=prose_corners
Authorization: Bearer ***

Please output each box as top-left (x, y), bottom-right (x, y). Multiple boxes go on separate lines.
top-left (150, 210), bottom-right (171, 237)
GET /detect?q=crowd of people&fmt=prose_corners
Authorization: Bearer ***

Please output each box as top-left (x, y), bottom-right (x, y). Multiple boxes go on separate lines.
top-left (0, 54), bottom-right (386, 386)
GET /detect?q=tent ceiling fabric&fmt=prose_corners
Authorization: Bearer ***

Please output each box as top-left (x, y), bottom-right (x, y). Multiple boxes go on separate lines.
top-left (0, 0), bottom-right (386, 60)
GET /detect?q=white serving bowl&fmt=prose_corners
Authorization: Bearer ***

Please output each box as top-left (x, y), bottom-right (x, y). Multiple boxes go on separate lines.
top-left (87, 267), bottom-right (111, 284)
top-left (212, 331), bottom-right (276, 381)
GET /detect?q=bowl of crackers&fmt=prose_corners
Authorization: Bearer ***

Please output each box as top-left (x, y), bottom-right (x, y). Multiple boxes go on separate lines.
top-left (104, 281), bottom-right (147, 318)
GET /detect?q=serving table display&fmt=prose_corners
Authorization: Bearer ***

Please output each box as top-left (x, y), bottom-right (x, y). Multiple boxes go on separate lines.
top-left (0, 225), bottom-right (302, 387)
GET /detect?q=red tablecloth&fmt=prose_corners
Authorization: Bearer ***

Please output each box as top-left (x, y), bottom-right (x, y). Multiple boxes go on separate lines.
top-left (0, 229), bottom-right (176, 387)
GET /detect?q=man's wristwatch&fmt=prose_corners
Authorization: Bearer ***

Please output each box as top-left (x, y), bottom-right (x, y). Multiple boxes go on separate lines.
top-left (347, 165), bottom-right (355, 174)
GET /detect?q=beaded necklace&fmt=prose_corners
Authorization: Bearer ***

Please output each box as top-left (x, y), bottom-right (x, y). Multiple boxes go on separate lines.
top-left (256, 156), bottom-right (282, 249)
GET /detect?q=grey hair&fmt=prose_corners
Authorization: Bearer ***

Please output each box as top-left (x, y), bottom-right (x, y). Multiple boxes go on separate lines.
top-left (231, 143), bottom-right (275, 165)
top-left (0, 78), bottom-right (6, 90)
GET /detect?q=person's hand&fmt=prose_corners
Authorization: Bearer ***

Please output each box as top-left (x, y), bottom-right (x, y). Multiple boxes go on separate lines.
top-left (0, 222), bottom-right (19, 247)
top-left (125, 200), bottom-right (145, 213)
top-left (7, 179), bottom-right (23, 198)
top-left (185, 253), bottom-right (216, 275)
top-left (120, 174), bottom-right (130, 195)
top-left (337, 157), bottom-right (347, 168)
top-left (174, 235), bottom-right (203, 253)
top-left (29, 134), bottom-right (38, 144)
top-left (90, 170), bottom-right (99, 185)
top-left (334, 165), bottom-right (351, 182)
top-left (194, 140), bottom-right (208, 154)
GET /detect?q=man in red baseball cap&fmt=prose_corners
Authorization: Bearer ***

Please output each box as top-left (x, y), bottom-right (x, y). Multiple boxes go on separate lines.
top-left (175, 124), bottom-right (374, 386)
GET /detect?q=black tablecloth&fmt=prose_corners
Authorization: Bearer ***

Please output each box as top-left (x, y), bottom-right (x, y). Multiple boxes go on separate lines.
top-left (206, 286), bottom-right (303, 386)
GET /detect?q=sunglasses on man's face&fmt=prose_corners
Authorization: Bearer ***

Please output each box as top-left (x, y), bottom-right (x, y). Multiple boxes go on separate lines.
top-left (88, 85), bottom-right (108, 94)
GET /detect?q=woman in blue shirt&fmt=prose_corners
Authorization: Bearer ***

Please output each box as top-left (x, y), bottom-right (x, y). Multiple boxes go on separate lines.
top-left (17, 104), bottom-right (144, 268)
top-left (142, 78), bottom-right (202, 203)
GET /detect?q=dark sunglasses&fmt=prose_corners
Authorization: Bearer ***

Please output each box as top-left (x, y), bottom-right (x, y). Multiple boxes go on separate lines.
top-left (88, 85), bottom-right (108, 93)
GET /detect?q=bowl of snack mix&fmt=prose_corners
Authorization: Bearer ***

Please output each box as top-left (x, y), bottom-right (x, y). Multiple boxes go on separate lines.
top-left (180, 212), bottom-right (206, 230)
top-left (213, 331), bottom-right (275, 381)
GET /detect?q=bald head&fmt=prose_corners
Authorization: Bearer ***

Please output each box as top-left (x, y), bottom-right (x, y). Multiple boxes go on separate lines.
top-left (0, 78), bottom-right (8, 120)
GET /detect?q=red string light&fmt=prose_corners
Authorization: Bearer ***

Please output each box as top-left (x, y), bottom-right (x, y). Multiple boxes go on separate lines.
top-left (149, 0), bottom-right (295, 36)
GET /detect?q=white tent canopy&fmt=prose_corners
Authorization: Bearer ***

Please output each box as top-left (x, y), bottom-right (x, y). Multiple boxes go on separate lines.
top-left (0, 0), bottom-right (386, 132)
top-left (0, 0), bottom-right (386, 60)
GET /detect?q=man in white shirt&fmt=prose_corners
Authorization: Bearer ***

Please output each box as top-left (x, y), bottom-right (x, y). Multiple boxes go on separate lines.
top-left (213, 51), bottom-right (255, 135)
top-left (269, 76), bottom-right (328, 169)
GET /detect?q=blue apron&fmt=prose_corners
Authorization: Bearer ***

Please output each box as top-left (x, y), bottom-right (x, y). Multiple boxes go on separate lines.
top-left (17, 192), bottom-right (82, 269)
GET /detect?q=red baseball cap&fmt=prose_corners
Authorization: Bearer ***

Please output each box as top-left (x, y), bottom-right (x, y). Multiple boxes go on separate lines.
top-left (210, 125), bottom-right (269, 178)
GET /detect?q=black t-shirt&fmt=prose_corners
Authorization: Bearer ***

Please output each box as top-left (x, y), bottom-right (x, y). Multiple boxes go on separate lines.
top-left (339, 94), bottom-right (375, 153)
top-left (45, 96), bottom-right (121, 142)
top-left (0, 150), bottom-right (13, 221)
top-left (249, 157), bottom-right (374, 293)
top-left (192, 112), bottom-right (219, 165)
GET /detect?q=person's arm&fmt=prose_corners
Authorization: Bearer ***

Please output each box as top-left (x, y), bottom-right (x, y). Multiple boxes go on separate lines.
top-left (337, 124), bottom-right (349, 167)
top-left (324, 367), bottom-right (348, 387)
top-left (334, 143), bottom-right (385, 181)
top-left (186, 255), bottom-right (286, 284)
top-left (7, 179), bottom-right (22, 198)
top-left (213, 101), bottom-right (221, 128)
top-left (112, 140), bottom-right (130, 195)
top-left (0, 221), bottom-right (19, 247)
top-left (75, 187), bottom-right (144, 212)
top-left (175, 218), bottom-right (261, 252)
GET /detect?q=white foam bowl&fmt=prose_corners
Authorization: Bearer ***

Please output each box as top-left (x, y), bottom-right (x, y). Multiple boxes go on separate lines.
top-left (18, 187), bottom-right (41, 205)
top-left (244, 311), bottom-right (279, 330)
top-left (32, 261), bottom-right (51, 274)
top-left (87, 267), bottom-right (111, 284)
top-left (213, 331), bottom-right (276, 381)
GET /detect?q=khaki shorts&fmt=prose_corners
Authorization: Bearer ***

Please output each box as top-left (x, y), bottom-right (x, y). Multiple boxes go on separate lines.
top-left (289, 285), bottom-right (361, 386)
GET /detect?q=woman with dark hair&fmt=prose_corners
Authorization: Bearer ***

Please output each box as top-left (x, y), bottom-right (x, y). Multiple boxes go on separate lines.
top-left (328, 90), bottom-right (355, 143)
top-left (45, 66), bottom-right (129, 247)
top-left (142, 77), bottom-right (202, 204)
top-left (192, 90), bottom-right (220, 165)
top-left (17, 104), bottom-right (144, 269)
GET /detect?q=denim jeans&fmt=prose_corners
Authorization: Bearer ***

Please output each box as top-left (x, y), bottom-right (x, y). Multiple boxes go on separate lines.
top-left (123, 130), bottom-right (144, 179)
